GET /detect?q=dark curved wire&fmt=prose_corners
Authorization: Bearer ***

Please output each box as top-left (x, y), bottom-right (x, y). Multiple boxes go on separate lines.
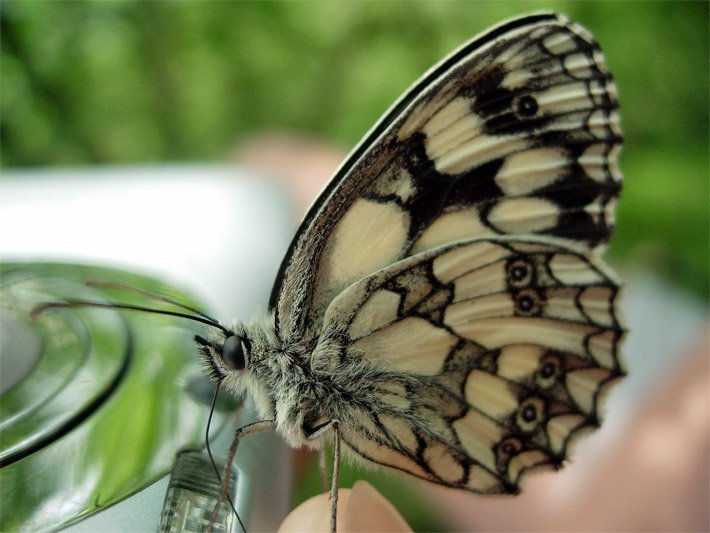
top-left (84, 280), bottom-right (222, 324)
top-left (31, 300), bottom-right (231, 335)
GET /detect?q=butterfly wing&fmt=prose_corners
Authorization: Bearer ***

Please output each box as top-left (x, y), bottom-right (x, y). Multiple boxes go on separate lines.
top-left (270, 13), bottom-right (622, 345)
top-left (315, 236), bottom-right (624, 492)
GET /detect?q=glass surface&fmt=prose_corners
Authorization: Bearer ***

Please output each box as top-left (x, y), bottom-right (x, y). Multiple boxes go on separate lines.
top-left (0, 262), bottom-right (234, 531)
top-left (159, 450), bottom-right (236, 533)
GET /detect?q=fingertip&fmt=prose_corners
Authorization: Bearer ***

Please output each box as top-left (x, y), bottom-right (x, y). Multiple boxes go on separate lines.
top-left (343, 481), bottom-right (412, 532)
top-left (277, 489), bottom-right (352, 533)
top-left (277, 481), bottom-right (411, 533)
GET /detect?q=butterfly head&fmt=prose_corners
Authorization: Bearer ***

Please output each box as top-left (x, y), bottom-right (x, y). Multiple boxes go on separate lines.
top-left (195, 331), bottom-right (252, 385)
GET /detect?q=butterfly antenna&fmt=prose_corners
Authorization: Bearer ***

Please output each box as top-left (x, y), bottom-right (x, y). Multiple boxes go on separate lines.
top-left (205, 382), bottom-right (247, 533)
top-left (31, 299), bottom-right (231, 335)
top-left (84, 280), bottom-right (221, 324)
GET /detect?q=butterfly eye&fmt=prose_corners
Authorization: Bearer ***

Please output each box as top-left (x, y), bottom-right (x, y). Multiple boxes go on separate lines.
top-left (221, 335), bottom-right (247, 371)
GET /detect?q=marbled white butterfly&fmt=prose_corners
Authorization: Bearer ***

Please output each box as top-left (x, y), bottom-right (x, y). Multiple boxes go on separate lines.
top-left (38, 11), bottom-right (625, 532)
top-left (194, 11), bottom-right (625, 531)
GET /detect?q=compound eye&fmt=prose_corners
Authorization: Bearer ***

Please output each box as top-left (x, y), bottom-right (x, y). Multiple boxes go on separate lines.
top-left (221, 335), bottom-right (246, 370)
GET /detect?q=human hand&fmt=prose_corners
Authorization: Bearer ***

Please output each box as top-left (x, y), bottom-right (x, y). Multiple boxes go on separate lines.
top-left (278, 480), bottom-right (412, 533)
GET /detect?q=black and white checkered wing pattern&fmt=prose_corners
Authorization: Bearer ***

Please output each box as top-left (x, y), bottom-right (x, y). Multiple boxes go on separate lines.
top-left (270, 13), bottom-right (622, 343)
top-left (317, 237), bottom-right (624, 492)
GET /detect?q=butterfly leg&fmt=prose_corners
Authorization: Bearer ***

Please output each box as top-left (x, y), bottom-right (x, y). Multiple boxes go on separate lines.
top-left (329, 420), bottom-right (341, 533)
top-left (319, 444), bottom-right (330, 492)
top-left (208, 419), bottom-right (276, 532)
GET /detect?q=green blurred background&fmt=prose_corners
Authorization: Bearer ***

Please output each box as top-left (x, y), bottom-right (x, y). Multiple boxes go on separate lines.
top-left (1, 0), bottom-right (708, 300)
top-left (1, 1), bottom-right (708, 530)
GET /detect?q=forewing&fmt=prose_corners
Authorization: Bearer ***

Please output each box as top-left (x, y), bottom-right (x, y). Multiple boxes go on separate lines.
top-left (270, 13), bottom-right (622, 343)
top-left (316, 237), bottom-right (624, 492)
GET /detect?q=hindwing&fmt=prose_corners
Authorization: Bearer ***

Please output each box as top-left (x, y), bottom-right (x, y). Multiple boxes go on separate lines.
top-left (270, 13), bottom-right (622, 343)
top-left (316, 237), bottom-right (624, 492)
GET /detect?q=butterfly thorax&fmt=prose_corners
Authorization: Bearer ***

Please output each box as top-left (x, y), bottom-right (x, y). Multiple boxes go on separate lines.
top-left (219, 316), bottom-right (427, 451)
top-left (216, 316), bottom-right (338, 448)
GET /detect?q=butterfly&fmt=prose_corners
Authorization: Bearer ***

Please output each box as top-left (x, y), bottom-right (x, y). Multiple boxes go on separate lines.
top-left (35, 11), bottom-right (625, 532)
top-left (190, 11), bottom-right (625, 531)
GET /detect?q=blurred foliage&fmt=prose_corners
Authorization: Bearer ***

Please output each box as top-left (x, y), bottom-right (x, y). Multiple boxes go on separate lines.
top-left (1, 0), bottom-right (708, 300)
